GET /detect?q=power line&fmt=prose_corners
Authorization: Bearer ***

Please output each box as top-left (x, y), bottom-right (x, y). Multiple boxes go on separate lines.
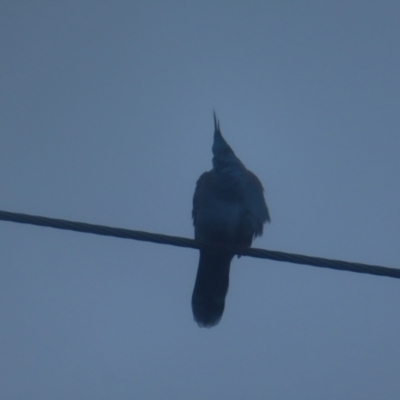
top-left (0, 209), bottom-right (399, 279)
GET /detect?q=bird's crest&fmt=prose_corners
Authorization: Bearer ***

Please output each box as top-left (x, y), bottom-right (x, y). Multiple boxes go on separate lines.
top-left (212, 112), bottom-right (242, 168)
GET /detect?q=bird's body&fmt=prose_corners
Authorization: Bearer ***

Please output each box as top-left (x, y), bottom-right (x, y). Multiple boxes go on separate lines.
top-left (191, 113), bottom-right (270, 327)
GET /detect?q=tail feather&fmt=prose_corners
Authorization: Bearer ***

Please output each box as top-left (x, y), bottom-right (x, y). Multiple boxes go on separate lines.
top-left (191, 250), bottom-right (234, 327)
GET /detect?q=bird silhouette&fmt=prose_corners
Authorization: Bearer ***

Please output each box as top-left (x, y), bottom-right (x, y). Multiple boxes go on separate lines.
top-left (191, 112), bottom-right (270, 327)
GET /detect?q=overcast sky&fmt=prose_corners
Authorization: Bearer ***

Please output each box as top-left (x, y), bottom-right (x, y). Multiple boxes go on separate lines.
top-left (1, 1), bottom-right (400, 399)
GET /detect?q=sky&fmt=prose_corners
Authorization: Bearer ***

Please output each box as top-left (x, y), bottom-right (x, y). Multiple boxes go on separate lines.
top-left (1, 1), bottom-right (400, 399)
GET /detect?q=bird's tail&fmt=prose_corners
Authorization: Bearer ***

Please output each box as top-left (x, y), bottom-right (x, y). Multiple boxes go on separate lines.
top-left (191, 250), bottom-right (234, 327)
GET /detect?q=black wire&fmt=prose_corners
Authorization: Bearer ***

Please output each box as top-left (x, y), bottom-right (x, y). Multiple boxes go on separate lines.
top-left (1, 210), bottom-right (399, 279)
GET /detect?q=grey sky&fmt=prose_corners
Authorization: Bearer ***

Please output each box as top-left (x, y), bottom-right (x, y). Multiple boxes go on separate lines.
top-left (1, 1), bottom-right (400, 399)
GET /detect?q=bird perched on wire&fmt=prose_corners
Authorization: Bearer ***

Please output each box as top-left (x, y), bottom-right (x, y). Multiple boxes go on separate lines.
top-left (191, 112), bottom-right (270, 327)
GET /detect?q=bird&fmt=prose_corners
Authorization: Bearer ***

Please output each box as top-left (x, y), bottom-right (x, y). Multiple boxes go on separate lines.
top-left (191, 112), bottom-right (270, 327)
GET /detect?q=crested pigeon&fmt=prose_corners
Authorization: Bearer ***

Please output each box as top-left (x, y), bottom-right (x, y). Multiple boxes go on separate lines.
top-left (191, 113), bottom-right (270, 327)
